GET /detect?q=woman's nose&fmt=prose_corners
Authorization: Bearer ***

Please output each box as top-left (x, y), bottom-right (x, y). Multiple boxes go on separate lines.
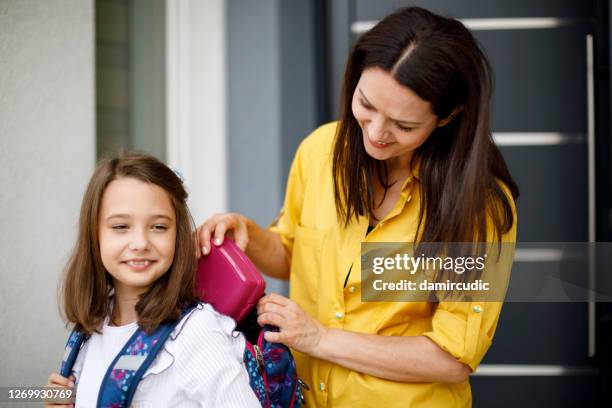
top-left (367, 116), bottom-right (388, 140)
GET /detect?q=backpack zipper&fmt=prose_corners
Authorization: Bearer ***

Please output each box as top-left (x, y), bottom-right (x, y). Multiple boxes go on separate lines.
top-left (253, 344), bottom-right (264, 370)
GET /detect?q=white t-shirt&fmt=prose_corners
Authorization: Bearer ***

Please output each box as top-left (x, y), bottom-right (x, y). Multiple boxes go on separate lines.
top-left (72, 303), bottom-right (260, 408)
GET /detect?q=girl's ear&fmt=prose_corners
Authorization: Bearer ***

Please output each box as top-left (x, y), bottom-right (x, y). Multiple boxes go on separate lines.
top-left (438, 105), bottom-right (464, 127)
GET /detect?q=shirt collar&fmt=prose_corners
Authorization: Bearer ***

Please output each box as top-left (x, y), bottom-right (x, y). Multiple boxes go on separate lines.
top-left (400, 155), bottom-right (421, 196)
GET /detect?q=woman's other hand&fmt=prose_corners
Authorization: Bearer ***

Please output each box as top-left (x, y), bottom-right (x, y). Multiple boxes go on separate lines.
top-left (257, 293), bottom-right (328, 357)
top-left (196, 213), bottom-right (249, 257)
top-left (44, 372), bottom-right (75, 408)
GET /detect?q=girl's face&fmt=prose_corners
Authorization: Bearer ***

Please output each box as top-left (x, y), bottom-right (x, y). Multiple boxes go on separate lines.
top-left (352, 67), bottom-right (441, 163)
top-left (98, 177), bottom-right (176, 297)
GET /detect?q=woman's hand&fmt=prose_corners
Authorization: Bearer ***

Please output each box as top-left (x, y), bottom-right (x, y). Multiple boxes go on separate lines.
top-left (256, 295), bottom-right (470, 383)
top-left (195, 213), bottom-right (291, 280)
top-left (196, 213), bottom-right (249, 257)
top-left (44, 372), bottom-right (75, 408)
top-left (257, 293), bottom-right (328, 357)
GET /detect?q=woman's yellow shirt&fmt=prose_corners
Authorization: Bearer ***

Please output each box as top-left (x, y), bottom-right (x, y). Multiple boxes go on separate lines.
top-left (269, 122), bottom-right (517, 407)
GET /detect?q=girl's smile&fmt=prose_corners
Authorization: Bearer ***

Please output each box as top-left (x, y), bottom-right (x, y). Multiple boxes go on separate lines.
top-left (122, 258), bottom-right (158, 271)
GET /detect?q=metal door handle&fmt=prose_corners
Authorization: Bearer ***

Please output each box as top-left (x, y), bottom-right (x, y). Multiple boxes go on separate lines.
top-left (586, 34), bottom-right (596, 358)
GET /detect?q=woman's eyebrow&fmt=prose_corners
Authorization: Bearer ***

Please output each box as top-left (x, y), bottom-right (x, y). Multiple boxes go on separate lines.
top-left (358, 88), bottom-right (374, 106)
top-left (358, 87), bottom-right (423, 125)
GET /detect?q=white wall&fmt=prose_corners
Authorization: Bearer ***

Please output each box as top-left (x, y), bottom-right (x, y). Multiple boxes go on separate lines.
top-left (166, 0), bottom-right (227, 223)
top-left (0, 0), bottom-right (95, 386)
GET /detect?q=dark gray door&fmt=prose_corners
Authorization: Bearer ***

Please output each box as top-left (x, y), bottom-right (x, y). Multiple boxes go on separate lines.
top-left (323, 1), bottom-right (606, 406)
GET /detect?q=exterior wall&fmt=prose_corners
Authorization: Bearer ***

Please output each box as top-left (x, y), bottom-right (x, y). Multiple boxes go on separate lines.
top-left (0, 0), bottom-right (95, 386)
top-left (0, 0), bottom-right (315, 387)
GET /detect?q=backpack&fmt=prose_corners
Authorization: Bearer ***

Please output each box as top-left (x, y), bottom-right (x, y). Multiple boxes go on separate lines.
top-left (59, 304), bottom-right (304, 408)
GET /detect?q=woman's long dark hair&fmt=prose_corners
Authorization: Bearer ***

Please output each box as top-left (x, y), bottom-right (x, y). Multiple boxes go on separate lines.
top-left (333, 7), bottom-right (518, 245)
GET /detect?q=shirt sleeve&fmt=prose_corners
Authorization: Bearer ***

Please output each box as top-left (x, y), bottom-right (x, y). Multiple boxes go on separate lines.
top-left (422, 300), bottom-right (503, 372)
top-left (422, 184), bottom-right (517, 372)
top-left (268, 139), bottom-right (307, 255)
top-left (175, 305), bottom-right (261, 407)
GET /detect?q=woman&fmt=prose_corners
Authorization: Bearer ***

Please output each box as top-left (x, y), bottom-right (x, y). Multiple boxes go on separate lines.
top-left (199, 7), bottom-right (518, 407)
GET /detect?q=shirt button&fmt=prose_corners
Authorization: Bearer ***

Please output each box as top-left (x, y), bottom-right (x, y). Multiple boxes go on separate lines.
top-left (348, 286), bottom-right (356, 293)
top-left (406, 195), bottom-right (412, 202)
top-left (319, 382), bottom-right (325, 391)
top-left (473, 305), bottom-right (482, 314)
top-left (379, 221), bottom-right (384, 227)
top-left (335, 312), bottom-right (344, 319)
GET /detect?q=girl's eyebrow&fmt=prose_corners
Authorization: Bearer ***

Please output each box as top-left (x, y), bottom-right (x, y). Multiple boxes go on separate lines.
top-left (105, 214), bottom-right (174, 221)
top-left (358, 87), bottom-right (424, 126)
top-left (105, 214), bottom-right (130, 221)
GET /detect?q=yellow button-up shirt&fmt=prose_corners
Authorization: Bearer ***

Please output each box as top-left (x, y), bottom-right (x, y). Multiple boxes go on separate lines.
top-left (270, 122), bottom-right (517, 407)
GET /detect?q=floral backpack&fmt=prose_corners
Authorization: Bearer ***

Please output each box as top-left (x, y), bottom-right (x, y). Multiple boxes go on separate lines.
top-left (59, 304), bottom-right (304, 408)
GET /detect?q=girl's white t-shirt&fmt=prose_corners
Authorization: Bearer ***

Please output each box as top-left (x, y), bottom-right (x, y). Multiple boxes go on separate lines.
top-left (76, 319), bottom-right (138, 407)
top-left (72, 303), bottom-right (260, 408)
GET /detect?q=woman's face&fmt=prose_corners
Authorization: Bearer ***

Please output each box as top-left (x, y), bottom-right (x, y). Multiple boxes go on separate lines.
top-left (352, 67), bottom-right (441, 163)
top-left (98, 177), bottom-right (176, 297)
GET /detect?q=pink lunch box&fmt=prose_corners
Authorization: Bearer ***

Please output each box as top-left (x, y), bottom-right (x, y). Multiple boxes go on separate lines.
top-left (195, 238), bottom-right (266, 323)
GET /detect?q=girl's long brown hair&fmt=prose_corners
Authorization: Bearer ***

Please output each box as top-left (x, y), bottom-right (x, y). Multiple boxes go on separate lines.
top-left (333, 7), bottom-right (519, 245)
top-left (61, 153), bottom-right (199, 335)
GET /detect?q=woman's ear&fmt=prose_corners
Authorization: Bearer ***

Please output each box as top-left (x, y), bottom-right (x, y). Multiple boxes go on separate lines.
top-left (438, 105), bottom-right (464, 127)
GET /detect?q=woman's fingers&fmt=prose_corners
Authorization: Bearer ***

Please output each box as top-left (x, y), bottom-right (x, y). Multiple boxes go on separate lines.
top-left (213, 219), bottom-right (228, 246)
top-left (257, 312), bottom-right (285, 327)
top-left (257, 295), bottom-right (292, 330)
top-left (196, 213), bottom-right (249, 256)
top-left (199, 223), bottom-right (212, 255)
top-left (263, 330), bottom-right (282, 343)
top-left (255, 292), bottom-right (328, 355)
top-left (259, 292), bottom-right (291, 307)
top-left (257, 299), bottom-right (293, 318)
top-left (232, 219), bottom-right (249, 251)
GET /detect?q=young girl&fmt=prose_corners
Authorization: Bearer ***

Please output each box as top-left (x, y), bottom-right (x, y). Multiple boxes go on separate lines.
top-left (46, 153), bottom-right (260, 407)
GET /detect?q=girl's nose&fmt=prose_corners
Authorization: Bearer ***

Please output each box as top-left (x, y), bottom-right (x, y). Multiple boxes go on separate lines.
top-left (128, 229), bottom-right (150, 251)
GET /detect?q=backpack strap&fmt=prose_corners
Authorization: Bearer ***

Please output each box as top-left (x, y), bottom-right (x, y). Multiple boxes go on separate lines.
top-left (243, 325), bottom-right (303, 408)
top-left (97, 305), bottom-right (197, 408)
top-left (59, 330), bottom-right (89, 378)
top-left (59, 304), bottom-right (197, 408)
top-left (260, 326), bottom-right (302, 408)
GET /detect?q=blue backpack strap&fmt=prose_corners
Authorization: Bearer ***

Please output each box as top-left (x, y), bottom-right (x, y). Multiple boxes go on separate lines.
top-left (97, 305), bottom-right (198, 408)
top-left (58, 305), bottom-right (198, 408)
top-left (96, 321), bottom-right (175, 407)
top-left (59, 330), bottom-right (88, 378)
